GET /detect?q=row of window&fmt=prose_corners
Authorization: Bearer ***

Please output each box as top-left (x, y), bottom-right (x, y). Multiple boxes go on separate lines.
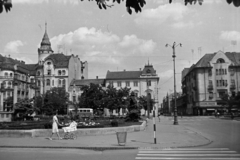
top-left (216, 69), bottom-right (227, 75)
top-left (37, 70), bottom-right (66, 76)
top-left (109, 81), bottom-right (152, 87)
top-left (37, 79), bottom-right (66, 87)
top-left (208, 79), bottom-right (235, 87)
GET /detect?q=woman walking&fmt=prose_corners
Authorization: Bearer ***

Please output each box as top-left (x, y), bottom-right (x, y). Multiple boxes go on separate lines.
top-left (49, 111), bottom-right (62, 140)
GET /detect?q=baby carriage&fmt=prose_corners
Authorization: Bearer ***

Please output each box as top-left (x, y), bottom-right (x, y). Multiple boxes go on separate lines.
top-left (62, 121), bottom-right (78, 140)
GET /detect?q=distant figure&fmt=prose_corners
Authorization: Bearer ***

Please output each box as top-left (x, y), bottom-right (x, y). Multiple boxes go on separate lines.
top-left (157, 112), bottom-right (160, 122)
top-left (49, 111), bottom-right (62, 140)
top-left (231, 113), bottom-right (234, 120)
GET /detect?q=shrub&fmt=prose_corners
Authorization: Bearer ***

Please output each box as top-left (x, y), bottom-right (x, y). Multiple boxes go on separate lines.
top-left (125, 109), bottom-right (140, 122)
top-left (111, 120), bottom-right (118, 127)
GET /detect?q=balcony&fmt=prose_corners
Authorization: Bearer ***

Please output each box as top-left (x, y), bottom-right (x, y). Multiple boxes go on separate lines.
top-left (208, 85), bottom-right (213, 90)
top-left (0, 76), bottom-right (14, 79)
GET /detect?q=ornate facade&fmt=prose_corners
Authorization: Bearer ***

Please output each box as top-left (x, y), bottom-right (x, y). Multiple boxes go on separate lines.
top-left (0, 24), bottom-right (88, 121)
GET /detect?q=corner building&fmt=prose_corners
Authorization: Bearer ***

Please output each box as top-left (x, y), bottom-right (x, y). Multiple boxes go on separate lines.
top-left (182, 51), bottom-right (240, 115)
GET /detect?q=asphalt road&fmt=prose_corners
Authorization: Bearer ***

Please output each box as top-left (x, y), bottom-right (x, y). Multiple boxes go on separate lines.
top-left (0, 116), bottom-right (239, 160)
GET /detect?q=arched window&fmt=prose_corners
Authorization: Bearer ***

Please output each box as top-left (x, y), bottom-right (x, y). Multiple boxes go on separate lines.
top-left (216, 69), bottom-right (218, 75)
top-left (225, 69), bottom-right (227, 75)
top-left (4, 72), bottom-right (8, 77)
top-left (217, 58), bottom-right (225, 63)
top-left (47, 62), bottom-right (51, 65)
top-left (37, 71), bottom-right (41, 76)
top-left (10, 73), bottom-right (13, 77)
top-left (37, 80), bottom-right (41, 86)
top-left (52, 80), bottom-right (54, 86)
top-left (46, 79), bottom-right (50, 86)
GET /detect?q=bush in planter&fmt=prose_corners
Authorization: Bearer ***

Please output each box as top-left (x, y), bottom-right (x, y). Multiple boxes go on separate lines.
top-left (125, 109), bottom-right (140, 122)
top-left (44, 122), bottom-right (52, 129)
top-left (111, 120), bottom-right (118, 127)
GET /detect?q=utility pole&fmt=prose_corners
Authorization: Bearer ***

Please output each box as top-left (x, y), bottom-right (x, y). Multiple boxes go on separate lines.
top-left (146, 79), bottom-right (150, 119)
top-left (166, 42), bottom-right (182, 125)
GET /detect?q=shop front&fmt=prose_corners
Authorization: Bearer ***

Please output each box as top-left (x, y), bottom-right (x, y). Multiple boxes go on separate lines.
top-left (196, 101), bottom-right (221, 116)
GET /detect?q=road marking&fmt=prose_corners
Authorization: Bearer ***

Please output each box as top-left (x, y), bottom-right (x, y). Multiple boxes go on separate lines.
top-left (136, 157), bottom-right (240, 160)
top-left (135, 148), bottom-right (240, 160)
top-left (138, 153), bottom-right (240, 156)
top-left (139, 151), bottom-right (237, 153)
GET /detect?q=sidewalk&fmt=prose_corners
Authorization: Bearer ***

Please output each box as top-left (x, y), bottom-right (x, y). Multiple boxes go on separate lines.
top-left (0, 117), bottom-right (212, 150)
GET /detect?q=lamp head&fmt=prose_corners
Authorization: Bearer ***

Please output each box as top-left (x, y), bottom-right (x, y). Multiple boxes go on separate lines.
top-left (165, 44), bottom-right (168, 47)
top-left (180, 43), bottom-right (182, 47)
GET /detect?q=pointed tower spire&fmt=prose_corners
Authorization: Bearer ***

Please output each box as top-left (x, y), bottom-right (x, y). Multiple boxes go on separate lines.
top-left (38, 22), bottom-right (53, 53)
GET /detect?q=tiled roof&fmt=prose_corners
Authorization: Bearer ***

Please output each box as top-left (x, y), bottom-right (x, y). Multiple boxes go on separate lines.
top-left (194, 53), bottom-right (215, 68)
top-left (106, 71), bottom-right (142, 79)
top-left (70, 79), bottom-right (105, 86)
top-left (182, 52), bottom-right (240, 79)
top-left (45, 53), bottom-right (71, 68)
top-left (225, 52), bottom-right (240, 65)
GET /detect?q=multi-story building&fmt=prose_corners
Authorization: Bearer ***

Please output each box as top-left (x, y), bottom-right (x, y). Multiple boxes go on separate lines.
top-left (105, 63), bottom-right (160, 114)
top-left (105, 63), bottom-right (160, 101)
top-left (161, 92), bottom-right (183, 115)
top-left (182, 51), bottom-right (240, 115)
top-left (0, 24), bottom-right (88, 121)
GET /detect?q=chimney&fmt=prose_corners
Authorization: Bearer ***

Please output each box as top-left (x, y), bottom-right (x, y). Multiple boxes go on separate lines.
top-left (140, 68), bottom-right (141, 71)
top-left (124, 69), bottom-right (126, 71)
top-left (96, 76), bottom-right (98, 79)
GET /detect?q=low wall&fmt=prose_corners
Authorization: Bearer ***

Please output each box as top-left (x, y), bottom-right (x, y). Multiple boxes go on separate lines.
top-left (0, 121), bottom-right (146, 138)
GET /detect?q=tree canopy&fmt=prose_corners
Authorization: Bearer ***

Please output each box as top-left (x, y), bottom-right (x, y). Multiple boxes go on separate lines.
top-left (220, 91), bottom-right (240, 112)
top-left (1, 0), bottom-right (239, 15)
top-left (43, 87), bottom-right (69, 115)
top-left (0, 0), bottom-right (12, 13)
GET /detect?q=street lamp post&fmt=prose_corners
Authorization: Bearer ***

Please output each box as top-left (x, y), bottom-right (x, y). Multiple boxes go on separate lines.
top-left (166, 42), bottom-right (182, 125)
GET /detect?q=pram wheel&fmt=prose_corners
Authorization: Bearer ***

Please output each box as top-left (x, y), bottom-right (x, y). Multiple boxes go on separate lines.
top-left (64, 132), bottom-right (77, 140)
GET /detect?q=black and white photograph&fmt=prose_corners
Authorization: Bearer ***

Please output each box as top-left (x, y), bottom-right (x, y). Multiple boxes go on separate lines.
top-left (0, 0), bottom-right (240, 159)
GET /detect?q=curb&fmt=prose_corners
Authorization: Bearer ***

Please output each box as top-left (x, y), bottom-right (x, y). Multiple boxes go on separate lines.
top-left (0, 146), bottom-right (138, 151)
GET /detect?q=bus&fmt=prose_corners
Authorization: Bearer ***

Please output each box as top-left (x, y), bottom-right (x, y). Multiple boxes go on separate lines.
top-left (68, 108), bottom-right (93, 117)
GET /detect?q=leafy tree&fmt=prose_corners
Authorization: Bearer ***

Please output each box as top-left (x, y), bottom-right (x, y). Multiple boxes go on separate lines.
top-left (13, 98), bottom-right (40, 120)
top-left (220, 91), bottom-right (240, 113)
top-left (43, 87), bottom-right (69, 115)
top-left (138, 95), bottom-right (155, 115)
top-left (0, 0), bottom-right (12, 13)
top-left (78, 83), bottom-right (106, 110)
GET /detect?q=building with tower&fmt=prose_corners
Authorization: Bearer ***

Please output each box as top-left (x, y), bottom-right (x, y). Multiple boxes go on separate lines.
top-left (0, 23), bottom-right (88, 121)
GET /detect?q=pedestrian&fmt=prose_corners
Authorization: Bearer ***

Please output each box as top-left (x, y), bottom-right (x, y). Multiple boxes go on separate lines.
top-left (231, 112), bottom-right (234, 120)
top-left (157, 112), bottom-right (160, 122)
top-left (49, 111), bottom-right (62, 140)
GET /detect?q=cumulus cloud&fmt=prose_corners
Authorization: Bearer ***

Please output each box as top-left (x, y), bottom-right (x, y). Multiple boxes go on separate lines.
top-left (4, 40), bottom-right (24, 53)
top-left (220, 31), bottom-right (240, 41)
top-left (134, 3), bottom-right (193, 26)
top-left (50, 27), bottom-right (156, 64)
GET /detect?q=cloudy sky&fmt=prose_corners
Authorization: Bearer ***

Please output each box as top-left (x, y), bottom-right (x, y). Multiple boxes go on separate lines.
top-left (0, 0), bottom-right (239, 102)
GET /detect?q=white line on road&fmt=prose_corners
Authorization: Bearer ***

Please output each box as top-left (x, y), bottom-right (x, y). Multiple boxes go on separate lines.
top-left (137, 153), bottom-right (240, 157)
top-left (139, 151), bottom-right (237, 154)
top-left (135, 157), bottom-right (240, 160)
top-left (138, 148), bottom-right (230, 151)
